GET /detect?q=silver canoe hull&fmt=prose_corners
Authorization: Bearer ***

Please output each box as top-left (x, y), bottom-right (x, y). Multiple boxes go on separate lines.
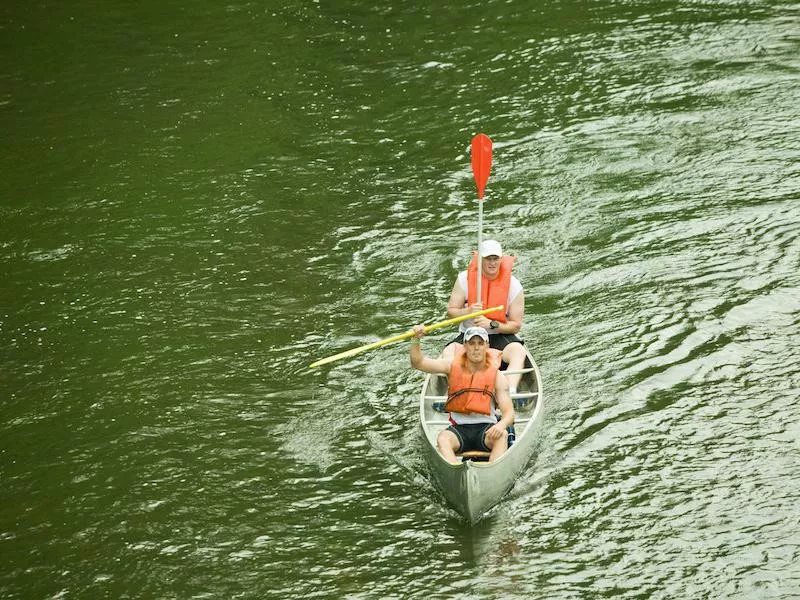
top-left (418, 347), bottom-right (544, 522)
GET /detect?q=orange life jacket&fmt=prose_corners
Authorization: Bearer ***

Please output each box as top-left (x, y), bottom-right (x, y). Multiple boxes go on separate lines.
top-left (466, 253), bottom-right (516, 322)
top-left (445, 346), bottom-right (502, 415)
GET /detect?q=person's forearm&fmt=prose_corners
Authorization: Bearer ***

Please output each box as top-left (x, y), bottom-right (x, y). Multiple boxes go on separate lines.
top-left (499, 410), bottom-right (515, 427)
top-left (497, 399), bottom-right (515, 426)
top-left (410, 339), bottom-right (423, 367)
top-left (447, 304), bottom-right (468, 318)
top-left (498, 319), bottom-right (521, 334)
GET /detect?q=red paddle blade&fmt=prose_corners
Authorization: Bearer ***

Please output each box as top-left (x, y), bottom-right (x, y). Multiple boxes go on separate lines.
top-left (471, 133), bottom-right (493, 199)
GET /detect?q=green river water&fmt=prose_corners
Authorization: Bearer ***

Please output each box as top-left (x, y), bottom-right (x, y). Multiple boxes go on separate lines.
top-left (2, 1), bottom-right (799, 598)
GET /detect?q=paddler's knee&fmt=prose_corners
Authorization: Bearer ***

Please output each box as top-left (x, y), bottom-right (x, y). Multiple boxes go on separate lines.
top-left (436, 429), bottom-right (459, 452)
top-left (485, 428), bottom-right (508, 449)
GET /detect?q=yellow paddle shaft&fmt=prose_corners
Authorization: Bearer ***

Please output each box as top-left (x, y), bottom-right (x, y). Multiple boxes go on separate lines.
top-left (308, 305), bottom-right (504, 369)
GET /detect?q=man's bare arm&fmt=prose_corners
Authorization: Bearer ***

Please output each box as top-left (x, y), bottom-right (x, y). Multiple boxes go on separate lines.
top-left (410, 325), bottom-right (451, 374)
top-left (446, 279), bottom-right (470, 318)
top-left (497, 290), bottom-right (524, 335)
top-left (494, 372), bottom-right (515, 427)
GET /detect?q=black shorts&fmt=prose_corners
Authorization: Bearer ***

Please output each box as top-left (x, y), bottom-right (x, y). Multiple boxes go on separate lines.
top-left (446, 422), bottom-right (495, 453)
top-left (446, 332), bottom-right (524, 352)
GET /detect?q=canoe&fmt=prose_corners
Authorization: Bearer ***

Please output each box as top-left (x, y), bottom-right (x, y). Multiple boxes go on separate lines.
top-left (418, 345), bottom-right (544, 522)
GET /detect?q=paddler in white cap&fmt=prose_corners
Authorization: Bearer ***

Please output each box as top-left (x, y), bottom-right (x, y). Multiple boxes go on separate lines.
top-left (444, 239), bottom-right (527, 394)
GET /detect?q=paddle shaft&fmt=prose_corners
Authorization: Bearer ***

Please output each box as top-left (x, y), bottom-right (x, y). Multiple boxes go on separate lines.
top-left (308, 305), bottom-right (504, 369)
top-left (477, 197), bottom-right (483, 303)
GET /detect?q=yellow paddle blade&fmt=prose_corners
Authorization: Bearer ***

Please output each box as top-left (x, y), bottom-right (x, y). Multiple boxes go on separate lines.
top-left (308, 305), bottom-right (504, 369)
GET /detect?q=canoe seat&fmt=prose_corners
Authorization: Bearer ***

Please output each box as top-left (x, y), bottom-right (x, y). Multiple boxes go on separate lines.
top-left (457, 450), bottom-right (491, 462)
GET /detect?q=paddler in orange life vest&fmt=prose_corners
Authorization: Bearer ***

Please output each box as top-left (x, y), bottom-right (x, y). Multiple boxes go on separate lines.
top-left (444, 239), bottom-right (527, 395)
top-left (410, 325), bottom-right (514, 464)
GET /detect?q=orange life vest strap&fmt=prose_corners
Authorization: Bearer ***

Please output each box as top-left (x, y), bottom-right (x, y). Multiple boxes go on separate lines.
top-left (447, 387), bottom-right (496, 404)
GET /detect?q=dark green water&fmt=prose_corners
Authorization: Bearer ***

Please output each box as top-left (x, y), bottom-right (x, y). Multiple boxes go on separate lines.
top-left (2, 1), bottom-right (799, 598)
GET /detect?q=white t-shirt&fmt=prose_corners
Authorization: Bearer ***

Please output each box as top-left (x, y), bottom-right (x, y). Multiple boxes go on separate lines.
top-left (455, 271), bottom-right (523, 334)
top-left (450, 408), bottom-right (499, 425)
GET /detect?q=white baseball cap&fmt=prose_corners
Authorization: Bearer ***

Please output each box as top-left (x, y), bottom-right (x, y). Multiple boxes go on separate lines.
top-left (464, 326), bottom-right (489, 342)
top-left (479, 239), bottom-right (502, 257)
